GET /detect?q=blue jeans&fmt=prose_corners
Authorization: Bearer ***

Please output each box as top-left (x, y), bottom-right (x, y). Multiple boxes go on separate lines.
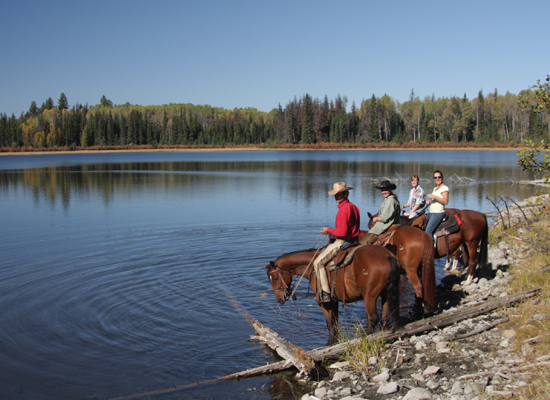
top-left (425, 212), bottom-right (445, 237)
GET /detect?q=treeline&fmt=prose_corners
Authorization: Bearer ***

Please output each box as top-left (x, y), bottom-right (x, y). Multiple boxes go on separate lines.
top-left (1, 90), bottom-right (549, 149)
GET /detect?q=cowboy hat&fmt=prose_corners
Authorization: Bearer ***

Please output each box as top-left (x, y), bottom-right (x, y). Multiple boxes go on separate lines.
top-left (375, 180), bottom-right (396, 191)
top-left (327, 181), bottom-right (353, 195)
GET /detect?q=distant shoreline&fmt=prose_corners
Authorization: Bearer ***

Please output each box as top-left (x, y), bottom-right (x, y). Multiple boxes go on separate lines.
top-left (0, 145), bottom-right (523, 156)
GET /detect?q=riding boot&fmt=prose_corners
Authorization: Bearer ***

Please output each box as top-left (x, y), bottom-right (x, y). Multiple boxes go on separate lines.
top-left (317, 265), bottom-right (332, 303)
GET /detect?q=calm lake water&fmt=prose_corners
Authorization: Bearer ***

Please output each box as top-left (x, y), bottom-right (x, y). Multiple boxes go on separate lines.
top-left (0, 150), bottom-right (545, 400)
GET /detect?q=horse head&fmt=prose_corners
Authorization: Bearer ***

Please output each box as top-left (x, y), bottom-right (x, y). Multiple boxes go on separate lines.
top-left (367, 212), bottom-right (376, 229)
top-left (265, 261), bottom-right (293, 305)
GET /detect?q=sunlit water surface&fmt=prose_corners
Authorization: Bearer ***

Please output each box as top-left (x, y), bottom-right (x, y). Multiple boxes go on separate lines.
top-left (0, 150), bottom-right (545, 399)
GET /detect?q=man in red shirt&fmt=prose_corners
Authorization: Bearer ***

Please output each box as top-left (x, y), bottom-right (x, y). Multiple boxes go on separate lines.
top-left (314, 182), bottom-right (361, 303)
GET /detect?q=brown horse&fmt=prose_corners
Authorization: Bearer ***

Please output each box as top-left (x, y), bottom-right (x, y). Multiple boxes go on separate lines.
top-left (406, 208), bottom-right (489, 285)
top-left (361, 218), bottom-right (436, 314)
top-left (265, 245), bottom-right (401, 345)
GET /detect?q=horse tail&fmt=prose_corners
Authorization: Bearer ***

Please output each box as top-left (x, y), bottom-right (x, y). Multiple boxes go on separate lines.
top-left (422, 233), bottom-right (437, 313)
top-left (385, 255), bottom-right (401, 325)
top-left (479, 214), bottom-right (489, 269)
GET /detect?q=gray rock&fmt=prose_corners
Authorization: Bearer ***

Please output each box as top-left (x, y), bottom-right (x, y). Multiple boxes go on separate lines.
top-left (368, 356), bottom-right (377, 365)
top-left (339, 387), bottom-right (352, 396)
top-left (423, 365), bottom-right (440, 376)
top-left (372, 368), bottom-right (390, 383)
top-left (464, 283), bottom-right (479, 293)
top-left (411, 373), bottom-right (425, 382)
top-left (377, 381), bottom-right (398, 394)
top-left (425, 379), bottom-right (440, 390)
top-left (436, 341), bottom-right (450, 353)
top-left (314, 387), bottom-right (327, 398)
top-left (403, 387), bottom-right (432, 400)
top-left (329, 361), bottom-right (350, 369)
top-left (451, 380), bottom-right (463, 395)
top-left (331, 371), bottom-right (351, 382)
top-left (415, 340), bottom-right (427, 350)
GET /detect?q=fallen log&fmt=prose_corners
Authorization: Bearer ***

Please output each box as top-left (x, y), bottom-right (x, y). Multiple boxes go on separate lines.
top-left (112, 288), bottom-right (540, 400)
top-left (246, 314), bottom-right (316, 377)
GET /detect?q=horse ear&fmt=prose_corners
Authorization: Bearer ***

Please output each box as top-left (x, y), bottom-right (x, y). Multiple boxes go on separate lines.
top-left (368, 212), bottom-right (373, 219)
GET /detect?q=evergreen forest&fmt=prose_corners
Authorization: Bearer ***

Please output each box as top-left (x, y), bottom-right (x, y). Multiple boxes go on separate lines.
top-left (1, 89), bottom-right (549, 151)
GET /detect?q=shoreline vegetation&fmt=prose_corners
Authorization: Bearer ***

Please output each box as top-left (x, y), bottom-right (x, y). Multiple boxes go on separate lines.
top-left (2, 90), bottom-right (548, 155)
top-left (0, 141), bottom-right (526, 156)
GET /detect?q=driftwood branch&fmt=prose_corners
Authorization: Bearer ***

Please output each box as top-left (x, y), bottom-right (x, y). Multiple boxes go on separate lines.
top-left (486, 196), bottom-right (506, 229)
top-left (246, 314), bottom-right (316, 377)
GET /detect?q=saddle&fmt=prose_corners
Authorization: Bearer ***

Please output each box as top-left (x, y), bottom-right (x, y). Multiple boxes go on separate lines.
top-left (432, 214), bottom-right (463, 259)
top-left (434, 214), bottom-right (461, 237)
top-left (333, 243), bottom-right (361, 267)
top-left (373, 230), bottom-right (397, 247)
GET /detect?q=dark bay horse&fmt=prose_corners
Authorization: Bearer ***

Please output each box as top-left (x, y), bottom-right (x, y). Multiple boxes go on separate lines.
top-left (265, 245), bottom-right (401, 345)
top-left (416, 209), bottom-right (489, 285)
top-left (360, 219), bottom-right (436, 314)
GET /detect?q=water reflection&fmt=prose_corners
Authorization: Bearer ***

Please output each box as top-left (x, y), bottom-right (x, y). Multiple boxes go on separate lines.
top-left (0, 154), bottom-right (540, 215)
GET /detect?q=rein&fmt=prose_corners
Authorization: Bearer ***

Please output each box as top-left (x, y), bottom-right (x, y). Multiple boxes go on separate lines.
top-left (289, 233), bottom-right (326, 300)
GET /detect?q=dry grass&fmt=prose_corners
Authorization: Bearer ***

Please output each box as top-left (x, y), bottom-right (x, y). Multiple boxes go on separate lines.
top-left (498, 202), bottom-right (550, 398)
top-left (340, 322), bottom-right (386, 375)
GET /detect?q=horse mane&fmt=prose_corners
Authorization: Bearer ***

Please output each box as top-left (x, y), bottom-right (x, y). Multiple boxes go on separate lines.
top-left (275, 248), bottom-right (317, 261)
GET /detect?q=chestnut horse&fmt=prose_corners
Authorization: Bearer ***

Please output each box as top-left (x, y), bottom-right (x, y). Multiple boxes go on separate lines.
top-left (360, 221), bottom-right (436, 314)
top-left (395, 208), bottom-right (488, 285)
top-left (265, 245), bottom-right (401, 345)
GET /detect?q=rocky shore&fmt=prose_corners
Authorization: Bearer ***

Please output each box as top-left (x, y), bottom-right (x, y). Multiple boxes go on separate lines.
top-left (301, 194), bottom-right (550, 400)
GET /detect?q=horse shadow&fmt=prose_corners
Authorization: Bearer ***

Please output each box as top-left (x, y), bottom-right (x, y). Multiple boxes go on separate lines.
top-left (435, 261), bottom-right (511, 313)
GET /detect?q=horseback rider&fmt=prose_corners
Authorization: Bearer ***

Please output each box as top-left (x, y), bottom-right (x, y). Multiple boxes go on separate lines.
top-left (402, 175), bottom-right (426, 223)
top-left (315, 182), bottom-right (360, 303)
top-left (425, 170), bottom-right (449, 240)
top-left (361, 180), bottom-right (401, 245)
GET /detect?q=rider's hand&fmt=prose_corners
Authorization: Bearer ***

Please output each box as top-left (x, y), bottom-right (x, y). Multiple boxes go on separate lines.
top-left (321, 227), bottom-right (329, 235)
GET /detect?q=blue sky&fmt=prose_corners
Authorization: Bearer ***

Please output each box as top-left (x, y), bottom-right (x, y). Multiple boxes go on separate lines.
top-left (1, 0), bottom-right (548, 116)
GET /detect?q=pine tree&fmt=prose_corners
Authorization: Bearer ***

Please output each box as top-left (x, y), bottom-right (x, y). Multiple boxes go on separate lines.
top-left (28, 101), bottom-right (38, 116)
top-left (301, 94), bottom-right (314, 144)
top-left (58, 93), bottom-right (68, 111)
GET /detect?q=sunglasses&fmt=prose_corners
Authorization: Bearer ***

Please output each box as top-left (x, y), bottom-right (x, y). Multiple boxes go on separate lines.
top-left (433, 176), bottom-right (442, 180)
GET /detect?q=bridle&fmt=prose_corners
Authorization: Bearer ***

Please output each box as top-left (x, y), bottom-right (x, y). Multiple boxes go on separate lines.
top-left (267, 262), bottom-right (294, 302)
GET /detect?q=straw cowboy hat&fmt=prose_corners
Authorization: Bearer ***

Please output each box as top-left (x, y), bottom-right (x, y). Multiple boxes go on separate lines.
top-left (327, 182), bottom-right (353, 195)
top-left (375, 180), bottom-right (397, 191)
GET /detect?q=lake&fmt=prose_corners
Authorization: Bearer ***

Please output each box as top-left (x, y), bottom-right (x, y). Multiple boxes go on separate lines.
top-left (0, 150), bottom-right (545, 400)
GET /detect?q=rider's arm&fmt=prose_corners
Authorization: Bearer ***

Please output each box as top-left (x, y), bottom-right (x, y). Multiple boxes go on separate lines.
top-left (430, 191), bottom-right (449, 205)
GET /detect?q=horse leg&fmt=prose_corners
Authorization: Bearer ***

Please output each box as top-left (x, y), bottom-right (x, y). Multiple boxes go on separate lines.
top-left (463, 242), bottom-right (479, 286)
top-left (403, 266), bottom-right (424, 312)
top-left (444, 254), bottom-right (452, 271)
top-left (320, 302), bottom-right (340, 345)
top-left (364, 294), bottom-right (379, 333)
